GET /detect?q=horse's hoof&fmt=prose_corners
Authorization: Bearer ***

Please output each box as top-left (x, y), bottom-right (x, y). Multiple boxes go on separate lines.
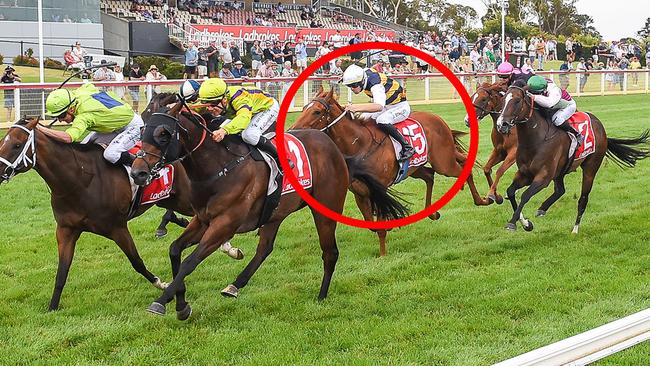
top-left (155, 229), bottom-right (167, 238)
top-left (572, 225), bottom-right (580, 234)
top-left (221, 284), bottom-right (239, 298)
top-left (228, 248), bottom-right (244, 260)
top-left (176, 303), bottom-right (192, 321)
top-left (523, 221), bottom-right (534, 232)
top-left (505, 223), bottom-right (517, 231)
top-left (535, 210), bottom-right (546, 217)
top-left (428, 212), bottom-right (441, 220)
top-left (178, 218), bottom-right (190, 227)
top-left (152, 277), bottom-right (169, 290)
top-left (495, 195), bottom-right (504, 205)
top-left (146, 302), bottom-right (166, 316)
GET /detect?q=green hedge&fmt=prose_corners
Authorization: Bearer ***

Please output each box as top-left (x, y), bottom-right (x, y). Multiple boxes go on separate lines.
top-left (132, 55), bottom-right (184, 79)
top-left (13, 56), bottom-right (39, 67)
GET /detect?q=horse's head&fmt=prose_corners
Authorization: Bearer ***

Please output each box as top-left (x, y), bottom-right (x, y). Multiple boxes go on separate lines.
top-left (131, 103), bottom-right (185, 186)
top-left (142, 92), bottom-right (178, 121)
top-left (292, 86), bottom-right (343, 131)
top-left (496, 82), bottom-right (534, 134)
top-left (0, 117), bottom-right (39, 183)
top-left (465, 82), bottom-right (507, 127)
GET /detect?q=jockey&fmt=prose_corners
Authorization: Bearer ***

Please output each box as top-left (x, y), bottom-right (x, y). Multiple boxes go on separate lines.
top-left (197, 78), bottom-right (282, 171)
top-left (496, 61), bottom-right (533, 86)
top-left (43, 83), bottom-right (143, 166)
top-left (527, 75), bottom-right (584, 145)
top-left (341, 64), bottom-right (415, 162)
top-left (179, 79), bottom-right (201, 103)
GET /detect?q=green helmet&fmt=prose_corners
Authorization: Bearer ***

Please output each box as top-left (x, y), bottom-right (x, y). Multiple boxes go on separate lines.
top-left (527, 75), bottom-right (548, 93)
top-left (45, 89), bottom-right (75, 117)
top-left (198, 78), bottom-right (228, 103)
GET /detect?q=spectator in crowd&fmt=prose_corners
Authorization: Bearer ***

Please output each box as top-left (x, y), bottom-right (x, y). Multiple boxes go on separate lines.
top-left (271, 41), bottom-right (284, 65)
top-left (250, 40), bottom-right (263, 77)
top-left (469, 44), bottom-right (481, 72)
top-left (182, 41), bottom-right (198, 79)
top-left (576, 57), bottom-right (588, 93)
top-left (331, 30), bottom-right (344, 49)
top-left (218, 63), bottom-right (235, 79)
top-left (128, 64), bottom-right (145, 112)
top-left (349, 33), bottom-right (363, 62)
top-left (2, 65), bottom-right (21, 121)
top-left (145, 64), bottom-right (167, 95)
top-left (258, 59), bottom-right (276, 78)
top-left (79, 13), bottom-right (92, 23)
top-left (262, 41), bottom-right (274, 61)
top-left (605, 59), bottom-right (618, 90)
top-left (536, 37), bottom-right (546, 70)
top-left (371, 59), bottom-right (386, 73)
top-left (206, 40), bottom-right (219, 77)
top-left (565, 37), bottom-right (573, 55)
top-left (64, 49), bottom-right (84, 70)
top-left (93, 60), bottom-right (116, 90)
top-left (295, 37), bottom-right (307, 74)
top-left (315, 41), bottom-right (331, 74)
top-left (521, 57), bottom-right (535, 75)
top-left (280, 61), bottom-right (298, 108)
top-left (219, 41), bottom-right (233, 68)
top-left (230, 41), bottom-right (241, 63)
top-left (232, 60), bottom-right (248, 78)
top-left (282, 41), bottom-right (294, 66)
top-left (112, 65), bottom-right (126, 99)
top-left (630, 56), bottom-right (642, 86)
top-left (559, 59), bottom-right (571, 90)
top-left (62, 14), bottom-right (72, 23)
top-left (527, 38), bottom-right (536, 65)
top-left (72, 41), bottom-right (87, 64)
top-left (547, 38), bottom-right (557, 61)
top-left (197, 46), bottom-right (208, 78)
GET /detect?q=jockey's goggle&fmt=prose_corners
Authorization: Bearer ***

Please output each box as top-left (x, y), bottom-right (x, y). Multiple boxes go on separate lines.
top-left (346, 81), bottom-right (363, 89)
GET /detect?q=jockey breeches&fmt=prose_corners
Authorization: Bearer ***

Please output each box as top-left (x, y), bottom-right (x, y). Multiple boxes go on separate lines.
top-left (360, 101), bottom-right (411, 125)
top-left (551, 100), bottom-right (577, 126)
top-left (104, 114), bottom-right (144, 163)
top-left (242, 100), bottom-right (279, 145)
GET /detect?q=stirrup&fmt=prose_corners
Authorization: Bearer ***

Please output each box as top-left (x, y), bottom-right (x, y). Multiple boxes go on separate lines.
top-left (399, 146), bottom-right (415, 162)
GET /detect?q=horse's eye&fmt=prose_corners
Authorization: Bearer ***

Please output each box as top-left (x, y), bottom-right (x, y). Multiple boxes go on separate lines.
top-left (13, 143), bottom-right (21, 149)
top-left (314, 110), bottom-right (321, 115)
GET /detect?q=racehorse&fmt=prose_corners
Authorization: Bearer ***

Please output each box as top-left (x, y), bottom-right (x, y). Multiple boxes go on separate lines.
top-left (0, 117), bottom-right (239, 311)
top-left (497, 84), bottom-right (650, 232)
top-left (465, 81), bottom-right (517, 204)
top-left (292, 87), bottom-right (489, 256)
top-left (131, 102), bottom-right (401, 320)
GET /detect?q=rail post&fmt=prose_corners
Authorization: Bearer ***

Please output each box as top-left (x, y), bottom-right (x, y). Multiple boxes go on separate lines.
top-left (424, 76), bottom-right (430, 101)
top-left (600, 71), bottom-right (605, 96)
top-left (13, 87), bottom-right (20, 122)
top-left (623, 72), bottom-right (628, 94)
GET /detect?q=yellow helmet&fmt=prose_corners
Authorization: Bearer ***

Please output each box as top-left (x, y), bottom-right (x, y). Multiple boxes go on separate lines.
top-left (45, 89), bottom-right (75, 117)
top-left (198, 78), bottom-right (228, 103)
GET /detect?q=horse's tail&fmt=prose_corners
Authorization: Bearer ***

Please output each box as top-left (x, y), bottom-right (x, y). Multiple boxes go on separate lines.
top-left (606, 130), bottom-right (650, 168)
top-left (345, 157), bottom-right (410, 220)
top-left (451, 129), bottom-right (484, 169)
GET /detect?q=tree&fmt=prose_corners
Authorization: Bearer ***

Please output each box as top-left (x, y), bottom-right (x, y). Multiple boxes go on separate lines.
top-left (638, 17), bottom-right (650, 39)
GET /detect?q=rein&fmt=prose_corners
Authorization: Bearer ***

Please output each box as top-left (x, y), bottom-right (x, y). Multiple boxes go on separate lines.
top-left (0, 124), bottom-right (37, 182)
top-left (471, 87), bottom-right (504, 117)
top-left (506, 86), bottom-right (536, 124)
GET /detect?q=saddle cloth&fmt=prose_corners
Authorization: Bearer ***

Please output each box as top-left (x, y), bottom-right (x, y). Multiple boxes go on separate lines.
top-left (566, 111), bottom-right (596, 160)
top-left (257, 132), bottom-right (314, 196)
top-left (389, 118), bottom-right (428, 184)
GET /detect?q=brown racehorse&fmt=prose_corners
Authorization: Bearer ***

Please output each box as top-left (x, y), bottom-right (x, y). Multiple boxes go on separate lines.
top-left (0, 117), bottom-right (239, 311)
top-left (292, 88), bottom-right (489, 256)
top-left (131, 104), bottom-right (401, 320)
top-left (497, 85), bottom-right (650, 232)
top-left (465, 81), bottom-right (517, 204)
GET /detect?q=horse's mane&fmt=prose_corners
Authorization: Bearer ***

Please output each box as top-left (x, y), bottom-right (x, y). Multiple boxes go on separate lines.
top-left (511, 79), bottom-right (528, 88)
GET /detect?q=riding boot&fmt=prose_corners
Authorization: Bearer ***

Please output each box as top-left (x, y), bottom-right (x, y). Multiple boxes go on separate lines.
top-left (116, 151), bottom-right (136, 167)
top-left (256, 136), bottom-right (283, 174)
top-left (377, 123), bottom-right (415, 162)
top-left (557, 121), bottom-right (584, 146)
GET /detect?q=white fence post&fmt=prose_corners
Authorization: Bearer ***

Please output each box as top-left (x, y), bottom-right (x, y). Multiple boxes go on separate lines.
top-left (491, 74), bottom-right (496, 83)
top-left (601, 72), bottom-right (605, 96)
top-left (549, 70), bottom-right (555, 83)
top-left (13, 87), bottom-right (20, 122)
top-left (623, 72), bottom-right (628, 94)
top-left (303, 79), bottom-right (310, 107)
top-left (645, 70), bottom-right (649, 94)
top-left (424, 76), bottom-right (430, 101)
top-left (146, 85), bottom-right (153, 103)
top-left (575, 72), bottom-right (580, 96)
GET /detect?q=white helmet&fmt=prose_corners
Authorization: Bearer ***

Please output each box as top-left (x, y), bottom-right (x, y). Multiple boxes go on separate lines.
top-left (180, 79), bottom-right (201, 101)
top-left (341, 64), bottom-right (365, 87)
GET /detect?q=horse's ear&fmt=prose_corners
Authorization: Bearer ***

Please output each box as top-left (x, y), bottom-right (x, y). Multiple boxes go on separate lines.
top-left (26, 116), bottom-right (40, 129)
top-left (326, 87), bottom-right (334, 99)
top-left (167, 101), bottom-right (183, 116)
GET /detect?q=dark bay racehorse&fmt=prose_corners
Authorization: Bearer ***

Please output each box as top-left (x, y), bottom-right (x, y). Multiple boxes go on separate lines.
top-left (465, 81), bottom-right (518, 205)
top-left (497, 85), bottom-right (650, 232)
top-left (292, 88), bottom-right (489, 256)
top-left (131, 103), bottom-right (394, 320)
top-left (0, 117), bottom-right (239, 311)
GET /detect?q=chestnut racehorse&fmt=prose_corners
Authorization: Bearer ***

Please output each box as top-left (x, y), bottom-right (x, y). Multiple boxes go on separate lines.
top-left (497, 85), bottom-right (650, 232)
top-left (131, 103), bottom-right (401, 320)
top-left (292, 88), bottom-right (489, 256)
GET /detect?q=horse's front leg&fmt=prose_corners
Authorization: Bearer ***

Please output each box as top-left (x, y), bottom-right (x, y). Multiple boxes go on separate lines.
top-left (507, 178), bottom-right (550, 232)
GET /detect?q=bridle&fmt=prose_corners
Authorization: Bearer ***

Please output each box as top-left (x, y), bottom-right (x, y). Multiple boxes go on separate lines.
top-left (304, 97), bottom-right (350, 132)
top-left (0, 124), bottom-right (37, 182)
top-left (501, 85), bottom-right (535, 128)
top-left (471, 87), bottom-right (504, 119)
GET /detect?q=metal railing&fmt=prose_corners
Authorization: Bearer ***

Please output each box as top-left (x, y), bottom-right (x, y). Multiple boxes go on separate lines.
top-left (0, 69), bottom-right (648, 126)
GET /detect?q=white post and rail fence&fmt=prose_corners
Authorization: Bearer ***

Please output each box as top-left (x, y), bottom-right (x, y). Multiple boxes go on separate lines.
top-left (0, 69), bottom-right (648, 127)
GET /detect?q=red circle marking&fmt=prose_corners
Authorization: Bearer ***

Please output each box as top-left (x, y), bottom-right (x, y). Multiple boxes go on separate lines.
top-left (275, 41), bottom-right (479, 229)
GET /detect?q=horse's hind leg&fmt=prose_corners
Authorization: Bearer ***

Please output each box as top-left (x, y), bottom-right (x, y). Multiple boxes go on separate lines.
top-left (535, 175), bottom-right (567, 217)
top-left (488, 150), bottom-right (516, 205)
top-left (572, 158), bottom-right (602, 234)
top-left (155, 209), bottom-right (176, 238)
top-left (48, 226), bottom-right (81, 311)
top-left (222, 220), bottom-right (282, 298)
top-left (452, 151), bottom-right (490, 206)
top-left (311, 209), bottom-right (340, 301)
top-left (411, 167), bottom-right (440, 220)
top-left (109, 227), bottom-right (162, 288)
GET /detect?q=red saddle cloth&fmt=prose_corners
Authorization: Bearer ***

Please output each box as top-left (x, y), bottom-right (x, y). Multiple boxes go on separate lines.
top-left (568, 112), bottom-right (596, 160)
top-left (271, 133), bottom-right (314, 195)
top-left (394, 118), bottom-right (429, 167)
top-left (129, 142), bottom-right (174, 204)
